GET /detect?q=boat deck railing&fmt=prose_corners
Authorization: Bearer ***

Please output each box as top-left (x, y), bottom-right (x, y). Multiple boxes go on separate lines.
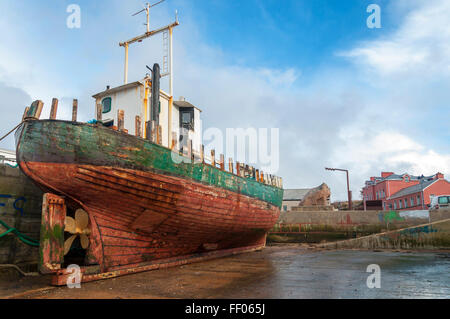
top-left (22, 99), bottom-right (283, 189)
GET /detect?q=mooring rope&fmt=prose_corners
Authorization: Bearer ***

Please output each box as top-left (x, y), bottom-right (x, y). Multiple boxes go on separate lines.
top-left (0, 264), bottom-right (39, 277)
top-left (0, 121), bottom-right (24, 142)
top-left (0, 219), bottom-right (39, 247)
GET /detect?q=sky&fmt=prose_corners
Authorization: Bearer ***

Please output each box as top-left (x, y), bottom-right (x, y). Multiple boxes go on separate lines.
top-left (0, 0), bottom-right (449, 201)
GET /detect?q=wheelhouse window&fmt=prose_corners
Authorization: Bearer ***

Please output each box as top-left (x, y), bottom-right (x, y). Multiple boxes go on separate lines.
top-left (102, 97), bottom-right (112, 113)
top-left (180, 107), bottom-right (194, 131)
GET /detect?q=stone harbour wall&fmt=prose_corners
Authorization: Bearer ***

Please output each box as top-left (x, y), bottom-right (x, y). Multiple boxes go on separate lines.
top-left (268, 209), bottom-right (448, 244)
top-left (0, 164), bottom-right (43, 265)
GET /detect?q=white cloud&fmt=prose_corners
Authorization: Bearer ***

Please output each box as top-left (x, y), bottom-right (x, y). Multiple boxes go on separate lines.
top-left (0, 0), bottom-right (448, 202)
top-left (333, 129), bottom-right (450, 178)
top-left (341, 0), bottom-right (450, 77)
top-left (257, 68), bottom-right (300, 88)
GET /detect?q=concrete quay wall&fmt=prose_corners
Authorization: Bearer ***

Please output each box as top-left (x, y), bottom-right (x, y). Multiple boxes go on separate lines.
top-left (318, 218), bottom-right (450, 250)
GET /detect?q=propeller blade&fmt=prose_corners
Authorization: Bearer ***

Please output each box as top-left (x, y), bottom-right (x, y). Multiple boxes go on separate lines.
top-left (64, 234), bottom-right (77, 256)
top-left (64, 216), bottom-right (76, 234)
top-left (75, 209), bottom-right (89, 230)
top-left (80, 234), bottom-right (90, 249)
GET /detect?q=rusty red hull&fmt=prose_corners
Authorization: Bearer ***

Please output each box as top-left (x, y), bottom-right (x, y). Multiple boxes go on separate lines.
top-left (21, 162), bottom-right (279, 273)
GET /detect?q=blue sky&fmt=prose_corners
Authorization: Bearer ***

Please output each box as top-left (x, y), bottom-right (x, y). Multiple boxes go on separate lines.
top-left (0, 0), bottom-right (449, 201)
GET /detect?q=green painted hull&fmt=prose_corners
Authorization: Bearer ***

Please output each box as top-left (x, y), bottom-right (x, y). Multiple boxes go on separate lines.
top-left (15, 120), bottom-right (283, 207)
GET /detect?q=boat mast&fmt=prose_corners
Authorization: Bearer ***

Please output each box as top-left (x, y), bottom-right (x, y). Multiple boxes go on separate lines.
top-left (119, 1), bottom-right (179, 143)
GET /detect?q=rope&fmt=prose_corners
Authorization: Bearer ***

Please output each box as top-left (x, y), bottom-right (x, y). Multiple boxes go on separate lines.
top-left (0, 121), bottom-right (24, 142)
top-left (0, 219), bottom-right (39, 247)
top-left (0, 264), bottom-right (39, 277)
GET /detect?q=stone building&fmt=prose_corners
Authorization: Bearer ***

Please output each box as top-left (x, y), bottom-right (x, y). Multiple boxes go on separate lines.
top-left (282, 183), bottom-right (331, 211)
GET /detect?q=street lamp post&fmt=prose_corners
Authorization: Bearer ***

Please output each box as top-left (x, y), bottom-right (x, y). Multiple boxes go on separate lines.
top-left (325, 167), bottom-right (353, 210)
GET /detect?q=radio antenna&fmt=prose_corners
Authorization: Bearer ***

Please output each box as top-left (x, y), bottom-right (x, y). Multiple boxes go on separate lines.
top-left (131, 0), bottom-right (166, 32)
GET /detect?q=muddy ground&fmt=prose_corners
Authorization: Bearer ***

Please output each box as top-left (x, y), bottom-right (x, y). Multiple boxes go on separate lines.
top-left (1, 244), bottom-right (449, 299)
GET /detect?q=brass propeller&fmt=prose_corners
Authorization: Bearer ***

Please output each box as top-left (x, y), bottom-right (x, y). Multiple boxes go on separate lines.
top-left (64, 209), bottom-right (91, 255)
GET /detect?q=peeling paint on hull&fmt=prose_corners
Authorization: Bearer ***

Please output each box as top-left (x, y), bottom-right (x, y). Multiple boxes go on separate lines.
top-left (15, 120), bottom-right (282, 278)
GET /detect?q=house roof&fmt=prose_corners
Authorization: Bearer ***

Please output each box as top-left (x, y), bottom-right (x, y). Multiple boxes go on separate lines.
top-left (174, 100), bottom-right (202, 112)
top-left (92, 81), bottom-right (143, 99)
top-left (389, 179), bottom-right (438, 199)
top-left (0, 148), bottom-right (15, 156)
top-left (283, 189), bottom-right (311, 201)
top-left (365, 173), bottom-right (436, 186)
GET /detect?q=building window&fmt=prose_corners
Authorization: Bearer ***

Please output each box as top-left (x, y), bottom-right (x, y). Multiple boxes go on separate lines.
top-left (394, 202), bottom-right (397, 210)
top-left (101, 97), bottom-right (112, 113)
top-left (404, 199), bottom-right (408, 208)
top-left (417, 195), bottom-right (421, 206)
top-left (283, 205), bottom-right (288, 211)
top-left (399, 200), bottom-right (402, 209)
top-left (180, 108), bottom-right (194, 131)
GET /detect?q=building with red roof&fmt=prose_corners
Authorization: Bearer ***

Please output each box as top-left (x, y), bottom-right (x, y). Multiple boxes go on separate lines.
top-left (361, 172), bottom-right (449, 211)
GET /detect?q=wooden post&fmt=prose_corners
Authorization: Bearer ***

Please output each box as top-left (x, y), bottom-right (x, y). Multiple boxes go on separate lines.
top-left (157, 125), bottom-right (162, 145)
top-left (156, 125), bottom-right (160, 144)
top-left (117, 109), bottom-right (124, 131)
top-left (135, 116), bottom-right (142, 137)
top-left (201, 145), bottom-right (205, 163)
top-left (255, 169), bottom-right (260, 182)
top-left (171, 132), bottom-right (177, 150)
top-left (187, 139), bottom-right (192, 162)
top-left (25, 100), bottom-right (44, 120)
top-left (96, 103), bottom-right (102, 122)
top-left (260, 171), bottom-right (264, 183)
top-left (228, 158), bottom-right (233, 173)
top-left (49, 98), bottom-right (58, 120)
top-left (151, 121), bottom-right (156, 143)
top-left (40, 193), bottom-right (66, 274)
top-left (22, 107), bottom-right (30, 121)
top-left (236, 162), bottom-right (240, 176)
top-left (220, 154), bottom-right (225, 170)
top-left (145, 121), bottom-right (151, 140)
top-left (211, 150), bottom-right (216, 167)
top-left (72, 99), bottom-right (78, 122)
top-left (280, 177), bottom-right (283, 188)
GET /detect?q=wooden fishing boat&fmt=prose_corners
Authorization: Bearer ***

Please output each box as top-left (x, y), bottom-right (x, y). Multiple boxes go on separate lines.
top-left (14, 15), bottom-right (283, 285)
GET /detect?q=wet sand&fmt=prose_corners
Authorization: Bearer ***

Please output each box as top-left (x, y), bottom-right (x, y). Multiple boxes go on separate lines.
top-left (2, 245), bottom-right (449, 299)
